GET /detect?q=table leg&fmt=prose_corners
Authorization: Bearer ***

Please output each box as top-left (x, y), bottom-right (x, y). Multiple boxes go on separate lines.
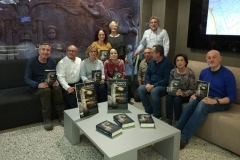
top-left (104, 149), bottom-right (137, 160)
top-left (154, 133), bottom-right (180, 160)
top-left (64, 112), bottom-right (80, 145)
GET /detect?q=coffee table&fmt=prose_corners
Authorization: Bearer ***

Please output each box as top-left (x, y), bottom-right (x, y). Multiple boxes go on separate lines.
top-left (64, 102), bottom-right (180, 160)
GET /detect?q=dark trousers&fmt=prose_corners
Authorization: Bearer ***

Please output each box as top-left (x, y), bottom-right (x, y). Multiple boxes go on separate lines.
top-left (96, 83), bottom-right (107, 103)
top-left (29, 86), bottom-right (66, 119)
top-left (165, 95), bottom-right (190, 121)
top-left (62, 89), bottom-right (78, 109)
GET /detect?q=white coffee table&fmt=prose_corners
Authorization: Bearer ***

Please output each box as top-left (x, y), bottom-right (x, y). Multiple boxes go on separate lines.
top-left (64, 102), bottom-right (180, 160)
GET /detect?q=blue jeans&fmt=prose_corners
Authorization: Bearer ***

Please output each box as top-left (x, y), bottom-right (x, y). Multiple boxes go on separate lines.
top-left (138, 85), bottom-right (167, 118)
top-left (176, 99), bottom-right (230, 142)
top-left (165, 95), bottom-right (190, 121)
top-left (62, 89), bottom-right (78, 109)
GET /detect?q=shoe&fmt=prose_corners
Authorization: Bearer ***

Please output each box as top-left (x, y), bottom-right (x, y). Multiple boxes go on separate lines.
top-left (180, 140), bottom-right (188, 149)
top-left (58, 113), bottom-right (64, 126)
top-left (129, 101), bottom-right (134, 105)
top-left (43, 118), bottom-right (53, 131)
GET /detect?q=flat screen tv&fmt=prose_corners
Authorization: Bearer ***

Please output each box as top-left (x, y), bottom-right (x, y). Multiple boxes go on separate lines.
top-left (187, 0), bottom-right (240, 53)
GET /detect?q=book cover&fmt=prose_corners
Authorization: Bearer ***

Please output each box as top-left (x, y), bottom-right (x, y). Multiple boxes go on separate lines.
top-left (96, 120), bottom-right (122, 138)
top-left (92, 70), bottom-right (102, 84)
top-left (75, 82), bottom-right (99, 118)
top-left (44, 69), bottom-right (57, 86)
top-left (112, 70), bottom-right (123, 80)
top-left (138, 114), bottom-right (155, 128)
top-left (195, 80), bottom-right (210, 100)
top-left (113, 114), bottom-right (135, 128)
top-left (167, 78), bottom-right (181, 96)
top-left (107, 79), bottom-right (128, 110)
top-left (99, 50), bottom-right (108, 62)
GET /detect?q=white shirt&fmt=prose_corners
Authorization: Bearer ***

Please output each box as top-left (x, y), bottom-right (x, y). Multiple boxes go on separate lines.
top-left (56, 56), bottom-right (82, 91)
top-left (137, 27), bottom-right (169, 57)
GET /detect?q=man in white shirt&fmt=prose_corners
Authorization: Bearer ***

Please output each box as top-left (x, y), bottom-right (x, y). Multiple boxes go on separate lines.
top-left (134, 16), bottom-right (169, 57)
top-left (56, 45), bottom-right (82, 108)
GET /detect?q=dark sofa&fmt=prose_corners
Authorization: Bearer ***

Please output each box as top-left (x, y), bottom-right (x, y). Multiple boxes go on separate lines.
top-left (0, 59), bottom-right (60, 130)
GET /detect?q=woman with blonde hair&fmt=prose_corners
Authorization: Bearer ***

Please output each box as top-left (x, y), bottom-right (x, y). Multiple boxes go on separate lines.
top-left (80, 44), bottom-right (107, 102)
top-left (108, 21), bottom-right (128, 61)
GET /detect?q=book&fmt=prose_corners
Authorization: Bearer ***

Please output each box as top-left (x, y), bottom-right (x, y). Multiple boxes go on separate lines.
top-left (113, 114), bottom-right (135, 128)
top-left (195, 80), bottom-right (210, 100)
top-left (112, 70), bottom-right (123, 80)
top-left (138, 114), bottom-right (155, 128)
top-left (44, 69), bottom-right (57, 86)
top-left (96, 120), bottom-right (122, 138)
top-left (99, 50), bottom-right (108, 62)
top-left (107, 79), bottom-right (128, 110)
top-left (92, 70), bottom-right (101, 84)
top-left (167, 78), bottom-right (181, 96)
top-left (75, 82), bottom-right (99, 118)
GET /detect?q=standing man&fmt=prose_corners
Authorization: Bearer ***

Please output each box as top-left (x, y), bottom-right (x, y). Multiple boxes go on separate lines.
top-left (177, 50), bottom-right (237, 149)
top-left (134, 16), bottom-right (169, 57)
top-left (56, 45), bottom-right (82, 109)
top-left (138, 44), bottom-right (174, 119)
top-left (24, 43), bottom-right (66, 131)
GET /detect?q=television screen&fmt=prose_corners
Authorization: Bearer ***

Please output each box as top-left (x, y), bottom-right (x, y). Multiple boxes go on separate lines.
top-left (187, 0), bottom-right (240, 53)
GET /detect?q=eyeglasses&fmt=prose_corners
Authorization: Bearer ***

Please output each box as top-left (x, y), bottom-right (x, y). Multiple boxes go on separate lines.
top-left (176, 59), bottom-right (184, 62)
top-left (67, 50), bottom-right (77, 53)
top-left (90, 51), bottom-right (97, 53)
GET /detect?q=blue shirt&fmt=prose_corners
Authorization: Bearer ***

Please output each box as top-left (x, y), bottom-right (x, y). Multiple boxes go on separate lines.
top-left (200, 65), bottom-right (237, 103)
top-left (80, 58), bottom-right (105, 82)
top-left (145, 57), bottom-right (174, 87)
top-left (24, 56), bottom-right (56, 88)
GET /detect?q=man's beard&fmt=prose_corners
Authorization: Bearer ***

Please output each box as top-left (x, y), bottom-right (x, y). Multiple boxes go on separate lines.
top-left (150, 26), bottom-right (158, 31)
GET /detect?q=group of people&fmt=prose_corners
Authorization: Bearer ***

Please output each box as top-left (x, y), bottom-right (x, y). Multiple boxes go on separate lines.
top-left (24, 16), bottom-right (237, 151)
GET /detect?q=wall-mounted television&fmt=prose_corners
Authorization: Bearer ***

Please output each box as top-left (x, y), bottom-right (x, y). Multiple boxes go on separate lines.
top-left (187, 0), bottom-right (240, 53)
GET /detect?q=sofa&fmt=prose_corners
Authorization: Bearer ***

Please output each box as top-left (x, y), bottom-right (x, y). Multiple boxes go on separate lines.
top-left (0, 59), bottom-right (61, 131)
top-left (159, 60), bottom-right (240, 155)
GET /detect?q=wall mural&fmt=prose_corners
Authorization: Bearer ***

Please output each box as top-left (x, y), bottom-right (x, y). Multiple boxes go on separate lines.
top-left (0, 0), bottom-right (139, 60)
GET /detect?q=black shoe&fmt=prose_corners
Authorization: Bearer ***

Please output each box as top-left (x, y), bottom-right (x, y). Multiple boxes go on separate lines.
top-left (58, 113), bottom-right (64, 126)
top-left (43, 118), bottom-right (53, 131)
top-left (180, 140), bottom-right (188, 149)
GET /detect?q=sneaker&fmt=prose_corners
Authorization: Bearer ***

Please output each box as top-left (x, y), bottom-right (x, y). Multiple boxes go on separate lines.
top-left (43, 118), bottom-right (53, 131)
top-left (58, 113), bottom-right (64, 126)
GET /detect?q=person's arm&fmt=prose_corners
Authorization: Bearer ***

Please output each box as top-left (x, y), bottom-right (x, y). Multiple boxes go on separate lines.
top-left (56, 61), bottom-right (70, 91)
top-left (103, 60), bottom-right (110, 80)
top-left (153, 61), bottom-right (174, 87)
top-left (24, 60), bottom-right (39, 88)
top-left (181, 70), bottom-right (197, 97)
top-left (120, 60), bottom-right (126, 79)
top-left (162, 30), bottom-right (170, 57)
top-left (137, 61), bottom-right (143, 85)
top-left (80, 60), bottom-right (88, 82)
top-left (135, 31), bottom-right (148, 55)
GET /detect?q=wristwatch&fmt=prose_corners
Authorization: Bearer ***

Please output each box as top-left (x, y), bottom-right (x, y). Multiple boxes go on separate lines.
top-left (216, 99), bottom-right (220, 105)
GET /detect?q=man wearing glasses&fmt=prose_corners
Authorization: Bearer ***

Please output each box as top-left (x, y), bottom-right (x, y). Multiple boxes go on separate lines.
top-left (134, 16), bottom-right (169, 57)
top-left (24, 43), bottom-right (66, 131)
top-left (56, 45), bottom-right (82, 109)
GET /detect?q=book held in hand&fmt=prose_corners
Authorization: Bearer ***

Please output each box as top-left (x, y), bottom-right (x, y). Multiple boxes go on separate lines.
top-left (138, 114), bottom-right (155, 128)
top-left (195, 80), bottom-right (210, 100)
top-left (112, 70), bottom-right (123, 80)
top-left (100, 50), bottom-right (108, 62)
top-left (107, 79), bottom-right (128, 110)
top-left (113, 114), bottom-right (135, 128)
top-left (92, 70), bottom-right (102, 84)
top-left (167, 78), bottom-right (181, 96)
top-left (96, 120), bottom-right (122, 138)
top-left (44, 69), bottom-right (57, 86)
top-left (75, 82), bottom-right (98, 118)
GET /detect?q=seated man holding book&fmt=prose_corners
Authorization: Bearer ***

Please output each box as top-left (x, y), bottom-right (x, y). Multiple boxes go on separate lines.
top-left (56, 45), bottom-right (82, 109)
top-left (165, 53), bottom-right (196, 125)
top-left (177, 50), bottom-right (237, 149)
top-left (24, 43), bottom-right (66, 131)
top-left (80, 44), bottom-right (107, 103)
top-left (138, 44), bottom-right (174, 119)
